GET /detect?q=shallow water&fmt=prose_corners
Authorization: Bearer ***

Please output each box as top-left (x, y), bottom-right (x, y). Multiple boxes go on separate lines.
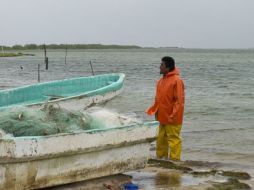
top-left (126, 170), bottom-right (206, 189)
top-left (1, 48), bottom-right (254, 186)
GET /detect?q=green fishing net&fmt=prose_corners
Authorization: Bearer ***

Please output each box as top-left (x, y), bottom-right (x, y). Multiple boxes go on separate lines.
top-left (0, 104), bottom-right (97, 137)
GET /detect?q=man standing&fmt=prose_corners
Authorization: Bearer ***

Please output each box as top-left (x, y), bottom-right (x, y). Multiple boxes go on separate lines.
top-left (146, 56), bottom-right (185, 161)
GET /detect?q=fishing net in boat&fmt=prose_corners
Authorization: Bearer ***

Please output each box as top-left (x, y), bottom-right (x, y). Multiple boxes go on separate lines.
top-left (0, 104), bottom-right (142, 137)
top-left (0, 104), bottom-right (96, 137)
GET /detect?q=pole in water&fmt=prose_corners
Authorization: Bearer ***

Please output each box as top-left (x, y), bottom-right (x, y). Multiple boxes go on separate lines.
top-left (64, 45), bottom-right (67, 65)
top-left (1, 46), bottom-right (4, 55)
top-left (44, 44), bottom-right (49, 70)
top-left (89, 60), bottom-right (95, 76)
top-left (38, 64), bottom-right (40, 83)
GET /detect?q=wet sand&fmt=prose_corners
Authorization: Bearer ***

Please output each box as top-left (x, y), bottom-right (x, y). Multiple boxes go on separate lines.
top-left (44, 159), bottom-right (253, 190)
top-left (41, 174), bottom-right (131, 190)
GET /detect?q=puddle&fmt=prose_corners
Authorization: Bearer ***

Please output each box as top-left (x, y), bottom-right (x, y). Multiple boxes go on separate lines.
top-left (126, 170), bottom-right (207, 189)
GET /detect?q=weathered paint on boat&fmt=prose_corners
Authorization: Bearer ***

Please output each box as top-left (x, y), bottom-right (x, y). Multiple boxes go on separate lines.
top-left (0, 121), bottom-right (158, 190)
top-left (0, 73), bottom-right (125, 110)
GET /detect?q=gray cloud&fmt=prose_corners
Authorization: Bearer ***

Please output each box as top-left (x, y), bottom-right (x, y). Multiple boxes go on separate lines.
top-left (1, 0), bottom-right (254, 48)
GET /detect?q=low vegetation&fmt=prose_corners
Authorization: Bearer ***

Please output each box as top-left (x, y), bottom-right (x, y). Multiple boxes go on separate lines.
top-left (1, 44), bottom-right (141, 50)
top-left (0, 52), bottom-right (34, 57)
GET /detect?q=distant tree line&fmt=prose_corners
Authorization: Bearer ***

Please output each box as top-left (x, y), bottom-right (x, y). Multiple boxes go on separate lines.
top-left (2, 44), bottom-right (142, 50)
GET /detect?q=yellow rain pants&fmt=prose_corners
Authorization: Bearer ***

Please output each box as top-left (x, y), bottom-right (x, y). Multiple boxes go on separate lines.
top-left (156, 124), bottom-right (182, 160)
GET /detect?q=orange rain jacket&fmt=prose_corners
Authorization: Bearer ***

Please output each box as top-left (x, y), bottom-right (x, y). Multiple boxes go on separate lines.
top-left (146, 68), bottom-right (185, 125)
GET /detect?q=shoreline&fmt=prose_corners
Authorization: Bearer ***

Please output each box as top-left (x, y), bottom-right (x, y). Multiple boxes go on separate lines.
top-left (45, 159), bottom-right (253, 189)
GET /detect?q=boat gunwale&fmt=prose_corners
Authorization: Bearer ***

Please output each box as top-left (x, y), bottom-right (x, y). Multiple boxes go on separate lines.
top-left (0, 121), bottom-right (159, 140)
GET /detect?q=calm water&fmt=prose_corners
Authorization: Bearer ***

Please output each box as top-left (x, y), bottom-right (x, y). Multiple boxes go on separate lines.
top-left (1, 48), bottom-right (254, 176)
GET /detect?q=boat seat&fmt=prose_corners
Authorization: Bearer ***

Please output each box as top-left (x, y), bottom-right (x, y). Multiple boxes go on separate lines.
top-left (44, 94), bottom-right (66, 101)
top-left (107, 81), bottom-right (115, 85)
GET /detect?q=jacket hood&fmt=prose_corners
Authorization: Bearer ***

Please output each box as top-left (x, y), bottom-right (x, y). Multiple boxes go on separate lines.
top-left (165, 67), bottom-right (180, 77)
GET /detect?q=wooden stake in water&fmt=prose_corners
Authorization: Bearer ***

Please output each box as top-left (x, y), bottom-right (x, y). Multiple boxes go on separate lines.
top-left (89, 60), bottom-right (95, 76)
top-left (44, 44), bottom-right (49, 70)
top-left (38, 64), bottom-right (40, 83)
top-left (1, 46), bottom-right (4, 55)
top-left (64, 45), bottom-right (67, 65)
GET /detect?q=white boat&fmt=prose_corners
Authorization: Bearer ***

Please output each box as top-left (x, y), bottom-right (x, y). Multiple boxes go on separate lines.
top-left (0, 121), bottom-right (158, 190)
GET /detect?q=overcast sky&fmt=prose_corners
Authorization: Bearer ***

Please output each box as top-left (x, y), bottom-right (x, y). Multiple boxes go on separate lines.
top-left (1, 0), bottom-right (254, 48)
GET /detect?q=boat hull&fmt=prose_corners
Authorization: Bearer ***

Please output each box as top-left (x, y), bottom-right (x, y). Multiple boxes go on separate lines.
top-left (0, 122), bottom-right (158, 190)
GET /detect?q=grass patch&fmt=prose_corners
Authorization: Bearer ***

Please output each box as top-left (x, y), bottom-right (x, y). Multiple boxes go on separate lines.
top-left (0, 52), bottom-right (34, 57)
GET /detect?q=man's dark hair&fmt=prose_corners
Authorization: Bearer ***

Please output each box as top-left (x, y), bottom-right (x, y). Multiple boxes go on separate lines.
top-left (162, 56), bottom-right (175, 71)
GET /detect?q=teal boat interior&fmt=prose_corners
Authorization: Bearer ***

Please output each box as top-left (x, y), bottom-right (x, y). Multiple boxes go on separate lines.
top-left (0, 73), bottom-right (125, 109)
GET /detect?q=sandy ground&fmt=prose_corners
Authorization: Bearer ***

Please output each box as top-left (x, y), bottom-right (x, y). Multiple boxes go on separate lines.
top-left (43, 159), bottom-right (253, 190)
top-left (41, 174), bottom-right (130, 190)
